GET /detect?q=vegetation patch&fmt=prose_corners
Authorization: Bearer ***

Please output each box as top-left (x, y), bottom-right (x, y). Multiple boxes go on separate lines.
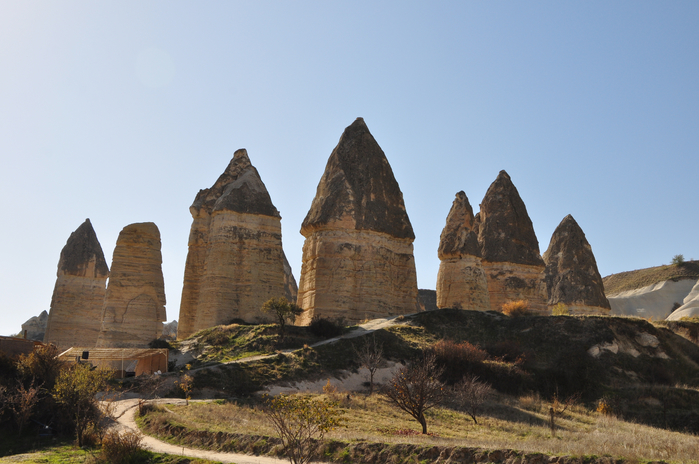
top-left (603, 260), bottom-right (699, 295)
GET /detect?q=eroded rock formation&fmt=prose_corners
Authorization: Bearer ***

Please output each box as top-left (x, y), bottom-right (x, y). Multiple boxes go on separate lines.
top-left (477, 171), bottom-right (547, 313)
top-left (543, 215), bottom-right (611, 315)
top-left (22, 311), bottom-right (48, 342)
top-left (96, 222), bottom-right (166, 348)
top-left (296, 118), bottom-right (419, 324)
top-left (43, 219), bottom-right (109, 349)
top-left (178, 149), bottom-right (291, 339)
top-left (436, 191), bottom-right (491, 310)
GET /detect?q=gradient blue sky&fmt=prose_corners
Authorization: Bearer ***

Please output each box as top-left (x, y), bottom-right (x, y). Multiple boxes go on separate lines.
top-left (1, 1), bottom-right (697, 336)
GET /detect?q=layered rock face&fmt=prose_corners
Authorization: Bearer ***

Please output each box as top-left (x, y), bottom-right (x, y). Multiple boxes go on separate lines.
top-left (96, 222), bottom-right (166, 348)
top-left (178, 149), bottom-right (290, 339)
top-left (543, 215), bottom-right (611, 315)
top-left (436, 191), bottom-right (491, 310)
top-left (297, 118), bottom-right (419, 324)
top-left (44, 219), bottom-right (110, 349)
top-left (477, 171), bottom-right (547, 313)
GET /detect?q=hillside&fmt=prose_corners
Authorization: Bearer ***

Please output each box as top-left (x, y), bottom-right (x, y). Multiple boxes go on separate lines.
top-left (603, 260), bottom-right (699, 295)
top-left (160, 309), bottom-right (699, 435)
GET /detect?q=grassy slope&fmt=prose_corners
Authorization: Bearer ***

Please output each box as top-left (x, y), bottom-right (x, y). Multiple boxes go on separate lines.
top-left (602, 260), bottom-right (699, 295)
top-left (181, 309), bottom-right (699, 433)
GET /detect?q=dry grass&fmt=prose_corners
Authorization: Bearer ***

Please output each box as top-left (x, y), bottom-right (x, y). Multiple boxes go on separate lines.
top-left (147, 393), bottom-right (699, 463)
top-left (501, 300), bottom-right (530, 317)
top-left (602, 260), bottom-right (699, 295)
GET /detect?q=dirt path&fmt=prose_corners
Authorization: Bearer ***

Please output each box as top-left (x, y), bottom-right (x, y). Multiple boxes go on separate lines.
top-left (112, 398), bottom-right (289, 464)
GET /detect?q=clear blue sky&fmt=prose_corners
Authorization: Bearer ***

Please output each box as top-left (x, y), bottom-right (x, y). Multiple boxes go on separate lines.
top-left (1, 1), bottom-right (697, 336)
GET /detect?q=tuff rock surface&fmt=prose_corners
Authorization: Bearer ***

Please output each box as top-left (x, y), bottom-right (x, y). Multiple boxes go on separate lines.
top-left (436, 191), bottom-right (490, 310)
top-left (21, 310), bottom-right (48, 342)
top-left (543, 215), bottom-right (611, 314)
top-left (43, 219), bottom-right (110, 349)
top-left (96, 222), bottom-right (166, 348)
top-left (477, 171), bottom-right (547, 313)
top-left (178, 149), bottom-right (291, 339)
top-left (297, 118), bottom-right (419, 324)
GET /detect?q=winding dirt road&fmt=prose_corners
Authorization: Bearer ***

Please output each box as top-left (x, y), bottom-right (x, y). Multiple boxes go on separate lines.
top-left (112, 398), bottom-right (288, 464)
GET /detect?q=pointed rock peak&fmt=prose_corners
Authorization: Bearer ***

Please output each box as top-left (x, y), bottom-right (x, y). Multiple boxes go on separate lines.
top-left (438, 191), bottom-right (480, 259)
top-left (58, 219), bottom-right (109, 278)
top-left (193, 149), bottom-right (279, 218)
top-left (301, 118), bottom-right (414, 239)
top-left (544, 215), bottom-right (610, 309)
top-left (478, 170), bottom-right (543, 266)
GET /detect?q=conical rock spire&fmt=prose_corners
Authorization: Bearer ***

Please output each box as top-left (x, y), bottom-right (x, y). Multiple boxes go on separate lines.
top-left (44, 219), bottom-right (109, 349)
top-left (301, 118), bottom-right (414, 239)
top-left (297, 118), bottom-right (419, 324)
top-left (543, 215), bottom-right (610, 313)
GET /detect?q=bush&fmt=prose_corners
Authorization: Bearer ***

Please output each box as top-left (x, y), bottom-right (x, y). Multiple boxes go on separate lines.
top-left (430, 340), bottom-right (489, 384)
top-left (551, 302), bottom-right (570, 316)
top-left (101, 430), bottom-right (143, 464)
top-left (672, 254), bottom-right (685, 265)
top-left (309, 316), bottom-right (344, 338)
top-left (501, 300), bottom-right (530, 317)
top-left (148, 338), bottom-right (171, 349)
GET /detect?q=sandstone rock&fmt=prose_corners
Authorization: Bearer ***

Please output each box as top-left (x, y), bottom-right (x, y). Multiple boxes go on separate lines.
top-left (21, 310), bottom-right (48, 342)
top-left (477, 171), bottom-right (547, 313)
top-left (96, 222), bottom-right (166, 348)
top-left (43, 219), bottom-right (109, 349)
top-left (162, 320), bottom-right (178, 340)
top-left (436, 191), bottom-right (491, 311)
top-left (543, 215), bottom-right (611, 315)
top-left (178, 149), bottom-right (292, 338)
top-left (297, 118), bottom-right (419, 324)
top-left (283, 251), bottom-right (298, 303)
top-left (418, 289), bottom-right (437, 312)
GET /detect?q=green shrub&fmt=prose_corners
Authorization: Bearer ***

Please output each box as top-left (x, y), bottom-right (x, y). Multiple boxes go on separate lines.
top-left (551, 303), bottom-right (570, 316)
top-left (672, 254), bottom-right (685, 265)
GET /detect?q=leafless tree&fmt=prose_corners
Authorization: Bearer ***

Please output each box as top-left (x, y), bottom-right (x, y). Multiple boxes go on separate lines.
top-left (453, 375), bottom-right (492, 425)
top-left (10, 380), bottom-right (42, 435)
top-left (353, 334), bottom-right (384, 394)
top-left (549, 390), bottom-right (581, 436)
top-left (384, 352), bottom-right (445, 434)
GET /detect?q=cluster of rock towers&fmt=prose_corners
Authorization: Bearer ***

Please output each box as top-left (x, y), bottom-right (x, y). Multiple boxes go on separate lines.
top-left (436, 174), bottom-right (610, 315)
top-left (44, 220), bottom-right (166, 349)
top-left (43, 117), bottom-right (610, 350)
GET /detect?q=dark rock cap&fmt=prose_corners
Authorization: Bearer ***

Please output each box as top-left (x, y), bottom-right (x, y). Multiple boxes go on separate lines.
top-left (58, 219), bottom-right (109, 278)
top-left (477, 171), bottom-right (544, 266)
top-left (543, 215), bottom-right (610, 308)
top-left (438, 191), bottom-right (480, 259)
top-left (192, 149), bottom-right (280, 218)
top-left (301, 118), bottom-right (414, 239)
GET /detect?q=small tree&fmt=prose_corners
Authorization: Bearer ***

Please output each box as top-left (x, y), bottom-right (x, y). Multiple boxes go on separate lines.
top-left (352, 335), bottom-right (384, 394)
top-left (384, 352), bottom-right (445, 434)
top-left (672, 254), bottom-right (685, 265)
top-left (264, 394), bottom-right (344, 464)
top-left (453, 375), bottom-right (492, 425)
top-left (10, 380), bottom-right (41, 435)
top-left (262, 297), bottom-right (303, 338)
top-left (175, 365), bottom-right (194, 406)
top-left (548, 391), bottom-right (580, 436)
top-left (52, 363), bottom-right (113, 446)
top-left (16, 344), bottom-right (62, 390)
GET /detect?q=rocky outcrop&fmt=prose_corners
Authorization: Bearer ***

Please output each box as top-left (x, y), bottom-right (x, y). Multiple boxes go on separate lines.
top-left (96, 222), bottom-right (166, 348)
top-left (21, 311), bottom-right (48, 342)
top-left (43, 219), bottom-right (110, 349)
top-left (418, 289), bottom-right (437, 312)
top-left (436, 191), bottom-right (491, 310)
top-left (543, 215), bottom-right (611, 315)
top-left (667, 279), bottom-right (699, 320)
top-left (477, 171), bottom-right (547, 313)
top-left (162, 320), bottom-right (178, 339)
top-left (297, 118), bottom-right (419, 324)
top-left (178, 150), bottom-right (291, 339)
